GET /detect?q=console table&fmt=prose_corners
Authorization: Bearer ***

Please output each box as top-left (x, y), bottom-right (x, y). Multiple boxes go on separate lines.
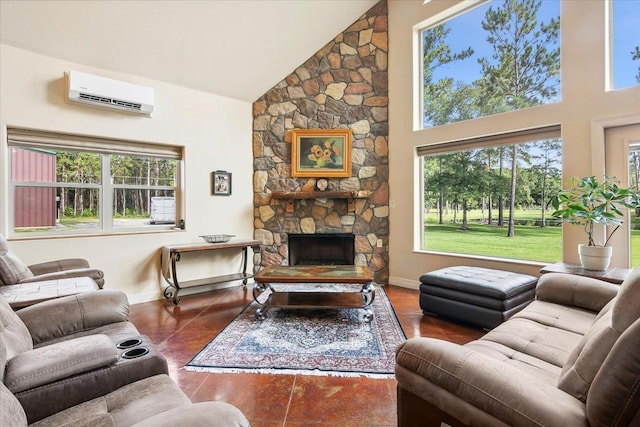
top-left (540, 262), bottom-right (631, 285)
top-left (161, 239), bottom-right (260, 305)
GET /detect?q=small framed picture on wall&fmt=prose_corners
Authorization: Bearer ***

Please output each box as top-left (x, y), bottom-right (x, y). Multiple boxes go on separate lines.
top-left (212, 170), bottom-right (232, 196)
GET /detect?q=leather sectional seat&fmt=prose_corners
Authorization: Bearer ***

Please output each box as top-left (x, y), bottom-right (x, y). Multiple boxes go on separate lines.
top-left (0, 233), bottom-right (105, 308)
top-left (0, 290), bottom-right (249, 426)
top-left (396, 267), bottom-right (640, 426)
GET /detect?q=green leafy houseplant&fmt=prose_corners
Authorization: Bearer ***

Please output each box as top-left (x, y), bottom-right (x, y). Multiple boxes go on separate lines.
top-left (550, 176), bottom-right (640, 247)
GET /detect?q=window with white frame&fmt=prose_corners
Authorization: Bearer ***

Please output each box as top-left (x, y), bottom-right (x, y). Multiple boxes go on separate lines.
top-left (611, 0), bottom-right (640, 90)
top-left (419, 127), bottom-right (562, 263)
top-left (8, 128), bottom-right (182, 235)
top-left (420, 0), bottom-right (560, 128)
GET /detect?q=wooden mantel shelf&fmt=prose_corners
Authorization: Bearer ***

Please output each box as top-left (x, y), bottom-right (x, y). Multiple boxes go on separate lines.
top-left (270, 190), bottom-right (371, 212)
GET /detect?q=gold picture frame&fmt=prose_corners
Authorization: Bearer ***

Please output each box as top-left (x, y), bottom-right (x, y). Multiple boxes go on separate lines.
top-left (290, 129), bottom-right (352, 178)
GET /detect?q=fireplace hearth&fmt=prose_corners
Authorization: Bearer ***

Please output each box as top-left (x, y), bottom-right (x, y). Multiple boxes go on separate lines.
top-left (288, 233), bottom-right (355, 266)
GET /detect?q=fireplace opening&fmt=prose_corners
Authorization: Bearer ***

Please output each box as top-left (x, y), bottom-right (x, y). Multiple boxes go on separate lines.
top-left (288, 233), bottom-right (355, 265)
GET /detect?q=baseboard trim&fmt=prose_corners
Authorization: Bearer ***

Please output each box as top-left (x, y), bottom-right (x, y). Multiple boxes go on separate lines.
top-left (389, 276), bottom-right (419, 290)
top-left (128, 279), bottom-right (254, 305)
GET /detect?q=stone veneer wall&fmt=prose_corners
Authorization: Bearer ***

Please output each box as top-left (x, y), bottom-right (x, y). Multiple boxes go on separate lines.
top-left (252, 0), bottom-right (389, 283)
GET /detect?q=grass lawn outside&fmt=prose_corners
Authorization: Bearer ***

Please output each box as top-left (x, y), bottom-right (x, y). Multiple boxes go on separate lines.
top-left (424, 208), bottom-right (640, 266)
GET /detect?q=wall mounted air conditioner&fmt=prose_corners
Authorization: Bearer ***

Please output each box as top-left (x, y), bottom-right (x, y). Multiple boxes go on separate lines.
top-left (66, 70), bottom-right (155, 116)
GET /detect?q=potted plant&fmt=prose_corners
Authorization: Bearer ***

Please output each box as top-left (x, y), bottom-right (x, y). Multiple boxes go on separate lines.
top-left (549, 176), bottom-right (640, 270)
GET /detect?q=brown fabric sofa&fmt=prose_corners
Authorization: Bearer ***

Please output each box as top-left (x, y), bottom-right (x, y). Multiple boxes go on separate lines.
top-left (0, 289), bottom-right (249, 426)
top-left (0, 290), bottom-right (167, 422)
top-left (0, 234), bottom-right (104, 308)
top-left (396, 267), bottom-right (640, 427)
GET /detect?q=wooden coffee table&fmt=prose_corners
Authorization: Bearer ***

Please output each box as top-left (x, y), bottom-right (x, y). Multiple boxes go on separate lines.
top-left (253, 265), bottom-right (375, 321)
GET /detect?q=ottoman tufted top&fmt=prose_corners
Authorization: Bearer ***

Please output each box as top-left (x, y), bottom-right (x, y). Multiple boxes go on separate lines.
top-left (419, 266), bottom-right (538, 299)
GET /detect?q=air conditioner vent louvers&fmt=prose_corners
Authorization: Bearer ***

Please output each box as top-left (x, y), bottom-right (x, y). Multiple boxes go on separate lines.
top-left (78, 93), bottom-right (142, 111)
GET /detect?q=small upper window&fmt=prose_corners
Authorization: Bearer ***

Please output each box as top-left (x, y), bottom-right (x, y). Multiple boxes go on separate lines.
top-left (611, 0), bottom-right (640, 90)
top-left (420, 0), bottom-right (560, 128)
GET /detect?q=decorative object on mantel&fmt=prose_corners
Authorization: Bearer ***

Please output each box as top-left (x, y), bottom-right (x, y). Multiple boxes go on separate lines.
top-left (316, 178), bottom-right (329, 191)
top-left (199, 234), bottom-right (235, 243)
top-left (212, 170), bottom-right (232, 195)
top-left (550, 176), bottom-right (640, 270)
top-left (270, 190), bottom-right (371, 213)
top-left (290, 128), bottom-right (352, 178)
top-left (186, 284), bottom-right (405, 378)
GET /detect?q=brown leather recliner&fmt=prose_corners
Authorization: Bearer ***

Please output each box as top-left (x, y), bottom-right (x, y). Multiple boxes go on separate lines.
top-left (0, 290), bottom-right (168, 423)
top-left (0, 290), bottom-right (249, 426)
top-left (0, 233), bottom-right (104, 308)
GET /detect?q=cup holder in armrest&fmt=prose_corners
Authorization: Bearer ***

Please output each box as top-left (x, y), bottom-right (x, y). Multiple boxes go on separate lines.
top-left (121, 347), bottom-right (149, 359)
top-left (116, 338), bottom-right (143, 349)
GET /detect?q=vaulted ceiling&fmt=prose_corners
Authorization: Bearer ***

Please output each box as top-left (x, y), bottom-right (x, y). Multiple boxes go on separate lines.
top-left (0, 0), bottom-right (378, 102)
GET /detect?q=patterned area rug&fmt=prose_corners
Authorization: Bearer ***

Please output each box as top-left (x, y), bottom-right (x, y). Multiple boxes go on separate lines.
top-left (185, 285), bottom-right (406, 378)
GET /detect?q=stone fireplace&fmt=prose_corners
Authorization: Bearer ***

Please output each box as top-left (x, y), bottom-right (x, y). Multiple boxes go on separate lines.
top-left (288, 233), bottom-right (355, 266)
top-left (252, 1), bottom-right (389, 283)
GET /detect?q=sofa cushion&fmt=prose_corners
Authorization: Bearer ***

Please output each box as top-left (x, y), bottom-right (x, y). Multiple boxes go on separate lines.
top-left (557, 267), bottom-right (640, 402)
top-left (611, 266), bottom-right (640, 331)
top-left (512, 299), bottom-right (598, 335)
top-left (557, 309), bottom-right (619, 401)
top-left (464, 339), bottom-right (562, 385)
top-left (0, 234), bottom-right (33, 286)
top-left (132, 402), bottom-right (250, 427)
top-left (29, 374), bottom-right (192, 427)
top-left (586, 318), bottom-right (640, 426)
top-left (0, 277), bottom-right (101, 309)
top-left (479, 316), bottom-right (583, 369)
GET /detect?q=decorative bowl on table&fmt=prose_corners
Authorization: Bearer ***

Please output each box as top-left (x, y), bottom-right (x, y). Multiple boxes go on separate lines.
top-left (199, 234), bottom-right (235, 243)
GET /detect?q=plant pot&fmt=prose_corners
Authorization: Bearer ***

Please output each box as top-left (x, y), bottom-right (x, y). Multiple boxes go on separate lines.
top-left (578, 244), bottom-right (613, 270)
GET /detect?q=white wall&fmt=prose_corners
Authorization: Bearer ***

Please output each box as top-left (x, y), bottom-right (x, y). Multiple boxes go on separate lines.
top-left (387, 0), bottom-right (640, 288)
top-left (0, 45), bottom-right (255, 303)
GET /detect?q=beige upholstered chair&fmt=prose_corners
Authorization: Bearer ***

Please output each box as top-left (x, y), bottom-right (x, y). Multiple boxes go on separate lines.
top-left (0, 234), bottom-right (104, 308)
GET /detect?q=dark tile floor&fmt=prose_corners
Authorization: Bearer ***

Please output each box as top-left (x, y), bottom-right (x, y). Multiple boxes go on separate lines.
top-left (129, 285), bottom-right (484, 427)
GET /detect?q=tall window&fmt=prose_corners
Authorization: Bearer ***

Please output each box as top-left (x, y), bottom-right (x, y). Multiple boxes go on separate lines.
top-left (9, 128), bottom-right (182, 235)
top-left (630, 145), bottom-right (640, 265)
top-left (606, 124), bottom-right (640, 268)
top-left (420, 0), bottom-right (560, 128)
top-left (611, 0), bottom-right (640, 90)
top-left (419, 128), bottom-right (562, 263)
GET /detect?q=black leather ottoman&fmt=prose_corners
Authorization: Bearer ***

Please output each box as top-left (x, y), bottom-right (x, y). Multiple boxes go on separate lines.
top-left (419, 266), bottom-right (537, 329)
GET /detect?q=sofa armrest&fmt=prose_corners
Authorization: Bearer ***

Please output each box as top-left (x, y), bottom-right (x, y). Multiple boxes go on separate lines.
top-left (395, 337), bottom-right (588, 427)
top-left (16, 290), bottom-right (130, 345)
top-left (19, 268), bottom-right (105, 288)
top-left (27, 259), bottom-right (90, 275)
top-left (535, 273), bottom-right (618, 312)
top-left (4, 334), bottom-right (118, 393)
